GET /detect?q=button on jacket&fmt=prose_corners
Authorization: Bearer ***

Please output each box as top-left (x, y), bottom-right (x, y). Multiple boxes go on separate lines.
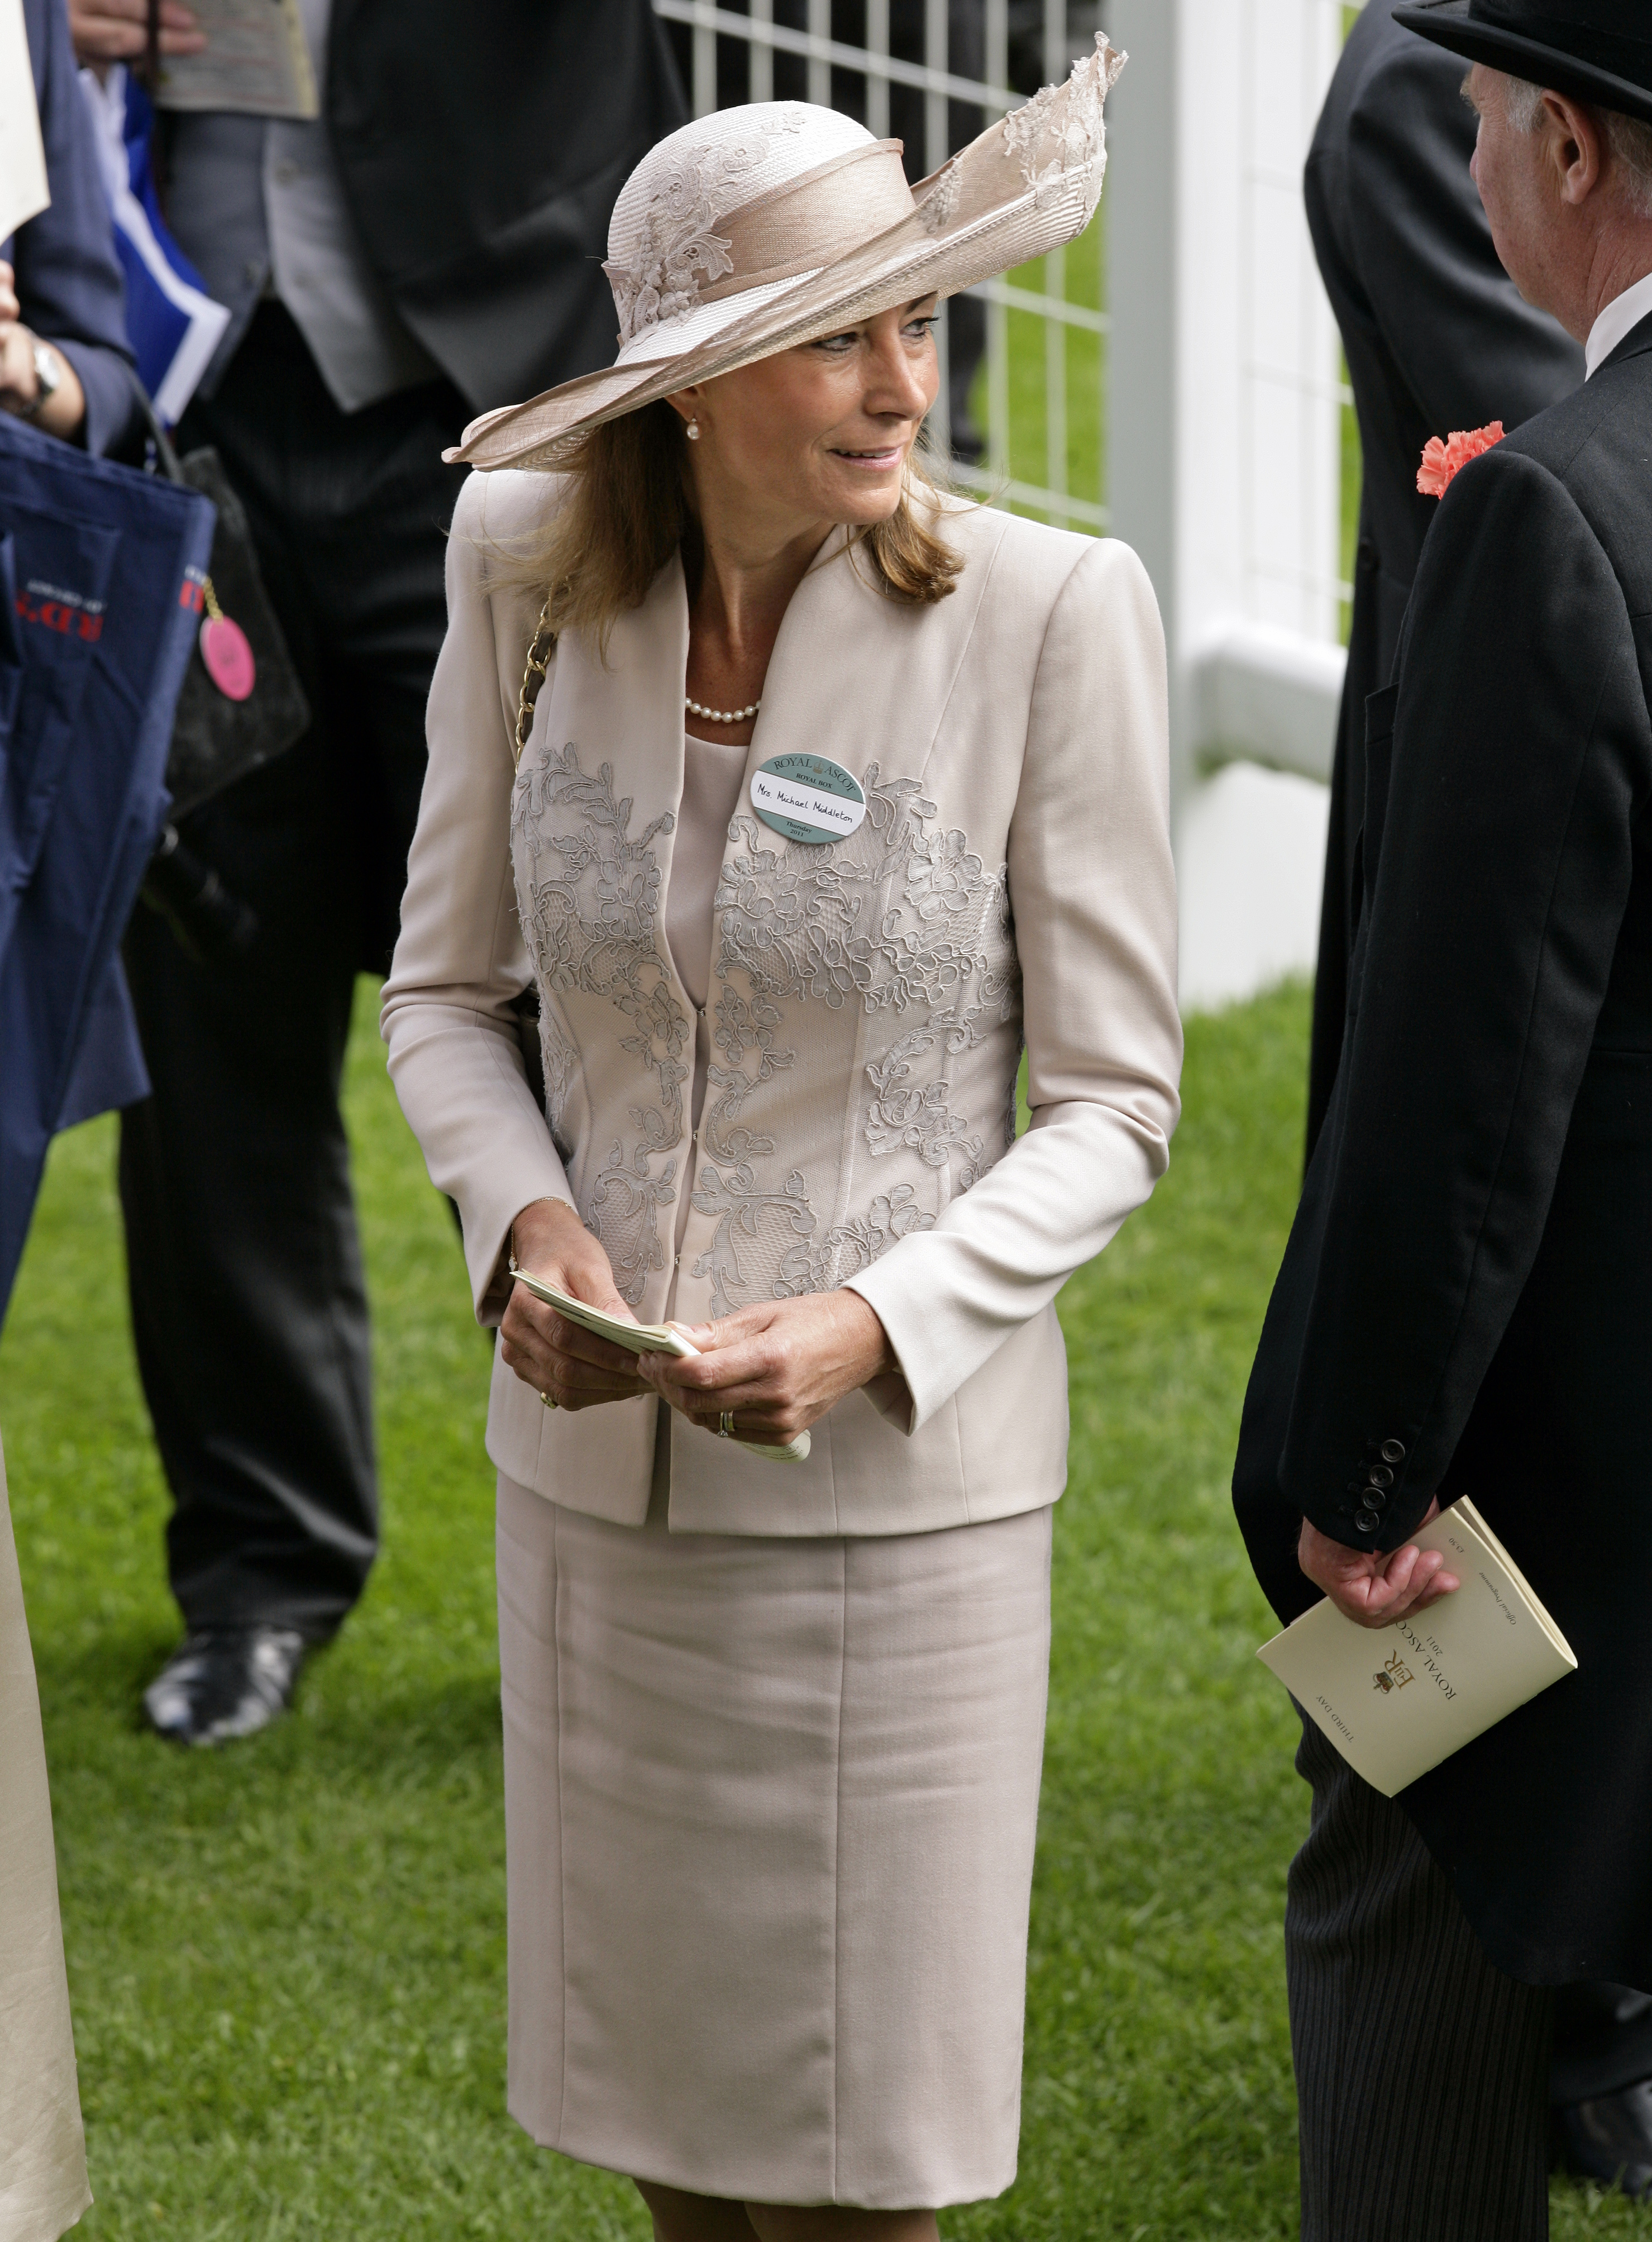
top-left (383, 472), bottom-right (1183, 1540)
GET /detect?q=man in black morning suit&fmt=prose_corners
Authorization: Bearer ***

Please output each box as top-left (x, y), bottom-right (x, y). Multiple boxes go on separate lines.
top-left (1302, 1), bottom-right (1582, 1154)
top-left (1233, 4), bottom-right (1652, 2236)
top-left (1305, 3), bottom-right (1652, 2193)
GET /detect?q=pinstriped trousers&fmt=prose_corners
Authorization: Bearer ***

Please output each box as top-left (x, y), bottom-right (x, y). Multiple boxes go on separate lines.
top-left (1287, 1714), bottom-right (1554, 2242)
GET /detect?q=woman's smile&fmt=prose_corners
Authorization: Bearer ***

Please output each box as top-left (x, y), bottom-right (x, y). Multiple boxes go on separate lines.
top-left (828, 441), bottom-right (906, 470)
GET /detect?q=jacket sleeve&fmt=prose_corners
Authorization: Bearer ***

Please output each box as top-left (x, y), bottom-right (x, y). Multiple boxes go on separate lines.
top-left (1282, 446), bottom-right (1652, 1547)
top-left (1343, 40), bottom-right (1582, 437)
top-left (15, 0), bottom-right (141, 459)
top-left (845, 537), bottom-right (1184, 1431)
top-left (380, 472), bottom-right (574, 1323)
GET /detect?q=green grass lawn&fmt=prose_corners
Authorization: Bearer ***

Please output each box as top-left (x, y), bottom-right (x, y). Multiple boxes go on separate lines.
top-left (3, 978), bottom-right (1645, 2238)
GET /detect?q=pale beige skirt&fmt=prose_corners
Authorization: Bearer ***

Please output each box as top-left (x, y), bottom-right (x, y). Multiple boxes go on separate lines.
top-left (495, 1465), bottom-right (1053, 2211)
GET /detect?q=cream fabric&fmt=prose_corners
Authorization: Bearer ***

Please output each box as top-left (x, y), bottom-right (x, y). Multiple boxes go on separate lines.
top-left (383, 472), bottom-right (1181, 1537)
top-left (669, 731), bottom-right (749, 1014)
top-left (0, 1433), bottom-right (89, 2242)
top-left (495, 1470), bottom-right (1052, 2208)
top-left (451, 44), bottom-right (1124, 471)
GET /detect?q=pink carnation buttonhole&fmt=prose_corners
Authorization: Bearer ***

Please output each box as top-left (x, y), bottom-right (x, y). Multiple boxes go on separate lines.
top-left (1417, 420), bottom-right (1506, 499)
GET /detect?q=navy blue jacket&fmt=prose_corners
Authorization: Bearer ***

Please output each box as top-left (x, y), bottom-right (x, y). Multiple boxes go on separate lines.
top-left (7, 0), bottom-right (141, 458)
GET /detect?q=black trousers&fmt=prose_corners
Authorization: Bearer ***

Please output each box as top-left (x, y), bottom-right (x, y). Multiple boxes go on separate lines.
top-left (120, 303), bottom-right (467, 1637)
top-left (1287, 1715), bottom-right (1554, 2242)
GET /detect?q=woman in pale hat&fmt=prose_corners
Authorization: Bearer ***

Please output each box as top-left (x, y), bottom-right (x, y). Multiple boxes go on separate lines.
top-left (383, 40), bottom-right (1180, 2239)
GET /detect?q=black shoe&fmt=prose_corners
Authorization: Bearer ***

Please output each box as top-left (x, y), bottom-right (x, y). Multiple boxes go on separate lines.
top-left (143, 1627), bottom-right (310, 1747)
top-left (1556, 2078), bottom-right (1652, 2198)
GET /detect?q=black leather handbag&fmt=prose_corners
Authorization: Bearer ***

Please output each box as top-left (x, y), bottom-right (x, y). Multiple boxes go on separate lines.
top-left (145, 415), bottom-right (310, 821)
top-left (135, 399), bottom-right (311, 955)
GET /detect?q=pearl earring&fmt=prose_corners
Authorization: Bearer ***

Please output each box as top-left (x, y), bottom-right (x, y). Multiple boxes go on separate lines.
top-left (685, 416), bottom-right (701, 441)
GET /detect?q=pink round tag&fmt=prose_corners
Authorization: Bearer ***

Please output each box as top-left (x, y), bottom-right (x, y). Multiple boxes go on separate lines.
top-left (200, 614), bottom-right (255, 702)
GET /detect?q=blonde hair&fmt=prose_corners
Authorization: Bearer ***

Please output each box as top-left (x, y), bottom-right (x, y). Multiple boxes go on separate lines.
top-left (498, 399), bottom-right (964, 656)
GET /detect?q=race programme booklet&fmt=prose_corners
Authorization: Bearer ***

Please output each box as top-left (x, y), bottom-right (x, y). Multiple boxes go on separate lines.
top-left (154, 0), bottom-right (318, 118)
top-left (508, 1263), bottom-right (810, 1465)
top-left (1257, 1495), bottom-right (1576, 1797)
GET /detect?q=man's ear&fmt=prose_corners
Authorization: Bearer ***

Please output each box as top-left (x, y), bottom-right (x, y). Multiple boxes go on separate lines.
top-left (1545, 89), bottom-right (1608, 207)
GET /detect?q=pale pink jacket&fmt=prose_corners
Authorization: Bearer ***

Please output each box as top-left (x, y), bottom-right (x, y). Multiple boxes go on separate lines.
top-left (381, 471), bottom-right (1182, 1538)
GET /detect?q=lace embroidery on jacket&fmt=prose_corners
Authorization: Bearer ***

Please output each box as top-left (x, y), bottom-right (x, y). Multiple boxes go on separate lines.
top-left (712, 765), bottom-right (1018, 1017)
top-left (690, 766), bottom-right (1020, 1315)
top-left (605, 109), bottom-right (808, 347)
top-left (691, 1167), bottom-right (936, 1309)
top-left (511, 741), bottom-right (685, 1304)
top-left (864, 1012), bottom-right (987, 1189)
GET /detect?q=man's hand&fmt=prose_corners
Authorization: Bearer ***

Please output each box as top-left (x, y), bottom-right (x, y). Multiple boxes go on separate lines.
top-left (0, 266), bottom-right (87, 441)
top-left (498, 1199), bottom-right (651, 1413)
top-left (1298, 1499), bottom-right (1461, 1628)
top-left (639, 1290), bottom-right (896, 1443)
top-left (69, 0), bottom-right (205, 64)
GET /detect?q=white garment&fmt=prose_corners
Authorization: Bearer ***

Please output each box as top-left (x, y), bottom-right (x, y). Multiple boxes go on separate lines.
top-left (262, 0), bottom-right (438, 413)
top-left (0, 1431), bottom-right (88, 2242)
top-left (1584, 265), bottom-right (1652, 379)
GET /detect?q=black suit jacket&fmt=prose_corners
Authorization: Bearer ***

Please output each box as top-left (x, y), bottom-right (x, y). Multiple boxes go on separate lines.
top-left (1303, 1), bottom-right (1582, 1152)
top-left (1234, 318), bottom-right (1652, 1985)
top-left (298, 1), bottom-right (684, 413)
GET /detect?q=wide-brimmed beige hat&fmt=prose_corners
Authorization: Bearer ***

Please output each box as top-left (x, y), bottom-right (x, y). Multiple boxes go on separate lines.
top-left (447, 35), bottom-right (1126, 473)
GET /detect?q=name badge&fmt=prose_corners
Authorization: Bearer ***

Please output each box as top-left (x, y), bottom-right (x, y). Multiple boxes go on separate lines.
top-left (749, 754), bottom-right (867, 846)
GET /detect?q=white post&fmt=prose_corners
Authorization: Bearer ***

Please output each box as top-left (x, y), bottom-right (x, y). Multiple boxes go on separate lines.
top-left (1107, 0), bottom-right (1347, 1010)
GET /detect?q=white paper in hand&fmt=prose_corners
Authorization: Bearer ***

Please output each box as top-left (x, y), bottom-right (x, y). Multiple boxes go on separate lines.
top-left (154, 0), bottom-right (319, 118)
top-left (1257, 1496), bottom-right (1575, 1797)
top-left (508, 1263), bottom-right (810, 1465)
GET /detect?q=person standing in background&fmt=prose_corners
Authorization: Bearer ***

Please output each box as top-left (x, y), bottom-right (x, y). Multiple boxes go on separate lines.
top-left (1303, 7), bottom-right (1652, 2198)
top-left (5, 0), bottom-right (142, 452)
top-left (66, 0), bottom-right (687, 1747)
top-left (0, 7), bottom-right (165, 2227)
top-left (1303, 0), bottom-right (1582, 1157)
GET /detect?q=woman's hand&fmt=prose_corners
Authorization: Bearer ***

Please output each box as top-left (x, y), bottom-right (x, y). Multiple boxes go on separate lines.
top-left (69, 0), bottom-right (206, 63)
top-left (1297, 1500), bottom-right (1460, 1628)
top-left (498, 1199), bottom-right (652, 1413)
top-left (0, 268), bottom-right (86, 442)
top-left (639, 1290), bottom-right (896, 1444)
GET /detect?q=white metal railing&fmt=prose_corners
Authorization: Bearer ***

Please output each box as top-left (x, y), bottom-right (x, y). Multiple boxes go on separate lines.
top-left (652, 0), bottom-right (1110, 534)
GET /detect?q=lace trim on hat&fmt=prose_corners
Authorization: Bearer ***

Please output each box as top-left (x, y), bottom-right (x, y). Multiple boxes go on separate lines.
top-left (1001, 34), bottom-right (1125, 195)
top-left (605, 109), bottom-right (809, 348)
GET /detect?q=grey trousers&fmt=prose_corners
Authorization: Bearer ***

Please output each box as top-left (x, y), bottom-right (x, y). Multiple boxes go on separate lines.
top-left (1286, 1714), bottom-right (1554, 2242)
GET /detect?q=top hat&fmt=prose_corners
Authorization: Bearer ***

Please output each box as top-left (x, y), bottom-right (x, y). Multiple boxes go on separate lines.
top-left (1394, 2), bottom-right (1652, 128)
top-left (446, 37), bottom-right (1125, 473)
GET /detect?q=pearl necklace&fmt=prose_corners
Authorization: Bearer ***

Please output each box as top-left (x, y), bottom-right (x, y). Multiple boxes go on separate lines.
top-left (685, 694), bottom-right (761, 725)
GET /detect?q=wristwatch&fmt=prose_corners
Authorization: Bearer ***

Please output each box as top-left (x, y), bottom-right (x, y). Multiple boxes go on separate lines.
top-left (20, 339), bottom-right (60, 421)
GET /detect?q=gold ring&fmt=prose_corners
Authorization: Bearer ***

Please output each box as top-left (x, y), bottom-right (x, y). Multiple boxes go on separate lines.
top-left (719, 1409), bottom-right (736, 1438)
top-left (542, 1389), bottom-right (557, 1410)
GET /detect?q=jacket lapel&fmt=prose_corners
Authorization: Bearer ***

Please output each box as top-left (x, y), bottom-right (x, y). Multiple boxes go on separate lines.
top-left (741, 511), bottom-right (1009, 808)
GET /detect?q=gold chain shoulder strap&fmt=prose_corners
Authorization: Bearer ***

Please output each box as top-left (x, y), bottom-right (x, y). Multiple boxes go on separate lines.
top-left (513, 595), bottom-right (558, 769)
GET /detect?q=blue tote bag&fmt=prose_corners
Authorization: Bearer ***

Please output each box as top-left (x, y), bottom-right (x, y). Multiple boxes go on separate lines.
top-left (0, 413), bottom-right (214, 1321)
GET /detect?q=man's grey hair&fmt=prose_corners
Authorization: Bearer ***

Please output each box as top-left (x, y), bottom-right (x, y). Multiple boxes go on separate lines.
top-left (1505, 74), bottom-right (1652, 218)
